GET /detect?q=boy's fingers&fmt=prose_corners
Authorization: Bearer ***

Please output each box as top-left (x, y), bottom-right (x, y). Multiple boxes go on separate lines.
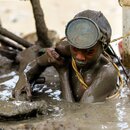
top-left (46, 48), bottom-right (60, 59)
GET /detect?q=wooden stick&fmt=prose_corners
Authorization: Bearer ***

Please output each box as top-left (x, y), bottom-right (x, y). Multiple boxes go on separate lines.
top-left (0, 35), bottom-right (23, 51)
top-left (30, 0), bottom-right (52, 47)
top-left (0, 27), bottom-right (33, 48)
top-left (0, 47), bottom-right (17, 60)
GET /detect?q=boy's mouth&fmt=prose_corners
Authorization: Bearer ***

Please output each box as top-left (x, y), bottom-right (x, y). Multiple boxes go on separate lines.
top-left (75, 59), bottom-right (87, 66)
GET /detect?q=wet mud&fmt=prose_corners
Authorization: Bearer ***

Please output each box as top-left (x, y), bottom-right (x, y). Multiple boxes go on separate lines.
top-left (1, 98), bottom-right (130, 130)
top-left (0, 54), bottom-right (130, 130)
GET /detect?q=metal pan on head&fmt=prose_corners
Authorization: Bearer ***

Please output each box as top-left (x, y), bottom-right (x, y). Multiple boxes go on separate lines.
top-left (65, 17), bottom-right (101, 49)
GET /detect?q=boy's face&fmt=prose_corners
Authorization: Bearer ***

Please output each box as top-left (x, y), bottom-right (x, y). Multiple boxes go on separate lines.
top-left (70, 42), bottom-right (102, 68)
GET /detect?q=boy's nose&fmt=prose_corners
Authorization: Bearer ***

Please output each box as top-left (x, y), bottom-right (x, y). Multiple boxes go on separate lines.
top-left (76, 52), bottom-right (85, 61)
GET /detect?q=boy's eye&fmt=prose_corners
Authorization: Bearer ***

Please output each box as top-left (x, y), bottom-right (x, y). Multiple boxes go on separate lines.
top-left (71, 46), bottom-right (96, 54)
top-left (88, 49), bottom-right (94, 53)
top-left (86, 49), bottom-right (95, 54)
top-left (71, 46), bottom-right (78, 52)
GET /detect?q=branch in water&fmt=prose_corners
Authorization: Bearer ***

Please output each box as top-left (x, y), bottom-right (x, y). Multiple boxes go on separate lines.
top-left (30, 0), bottom-right (52, 47)
top-left (0, 35), bottom-right (23, 51)
top-left (0, 47), bottom-right (17, 60)
top-left (0, 27), bottom-right (33, 48)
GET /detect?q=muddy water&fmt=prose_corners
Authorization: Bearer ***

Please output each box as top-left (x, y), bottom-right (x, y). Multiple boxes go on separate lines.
top-left (0, 1), bottom-right (128, 129)
top-left (0, 61), bottom-right (130, 130)
top-left (0, 96), bottom-right (130, 130)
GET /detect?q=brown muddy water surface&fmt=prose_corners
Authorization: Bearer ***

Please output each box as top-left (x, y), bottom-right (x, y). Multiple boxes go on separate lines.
top-left (0, 57), bottom-right (130, 130)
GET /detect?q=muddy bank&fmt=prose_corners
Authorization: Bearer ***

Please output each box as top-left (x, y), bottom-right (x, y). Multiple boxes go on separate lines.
top-left (0, 98), bottom-right (130, 130)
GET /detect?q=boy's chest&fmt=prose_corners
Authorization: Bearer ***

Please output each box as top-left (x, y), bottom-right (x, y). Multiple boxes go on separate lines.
top-left (71, 69), bottom-right (94, 101)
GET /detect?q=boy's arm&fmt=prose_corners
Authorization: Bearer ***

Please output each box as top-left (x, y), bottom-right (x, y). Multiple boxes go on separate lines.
top-left (12, 53), bottom-right (51, 100)
top-left (57, 66), bottom-right (74, 102)
top-left (13, 39), bottom-right (72, 101)
top-left (80, 63), bottom-right (118, 103)
top-left (55, 40), bottom-right (74, 102)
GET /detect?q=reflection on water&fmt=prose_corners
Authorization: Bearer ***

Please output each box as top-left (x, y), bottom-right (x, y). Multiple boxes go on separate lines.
top-left (117, 122), bottom-right (129, 130)
top-left (47, 105), bottom-right (64, 119)
top-left (0, 69), bottom-right (61, 101)
top-left (0, 71), bottom-right (19, 100)
top-left (120, 86), bottom-right (130, 98)
top-left (33, 82), bottom-right (61, 101)
top-left (45, 89), bottom-right (61, 101)
top-left (0, 71), bottom-right (16, 78)
top-left (116, 102), bottom-right (126, 121)
top-left (116, 102), bottom-right (129, 130)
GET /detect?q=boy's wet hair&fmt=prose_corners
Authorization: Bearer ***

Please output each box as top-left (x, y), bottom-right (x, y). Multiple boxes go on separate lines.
top-left (74, 10), bottom-right (112, 44)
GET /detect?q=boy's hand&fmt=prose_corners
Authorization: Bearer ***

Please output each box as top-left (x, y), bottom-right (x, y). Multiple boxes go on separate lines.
top-left (46, 48), bottom-right (65, 67)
